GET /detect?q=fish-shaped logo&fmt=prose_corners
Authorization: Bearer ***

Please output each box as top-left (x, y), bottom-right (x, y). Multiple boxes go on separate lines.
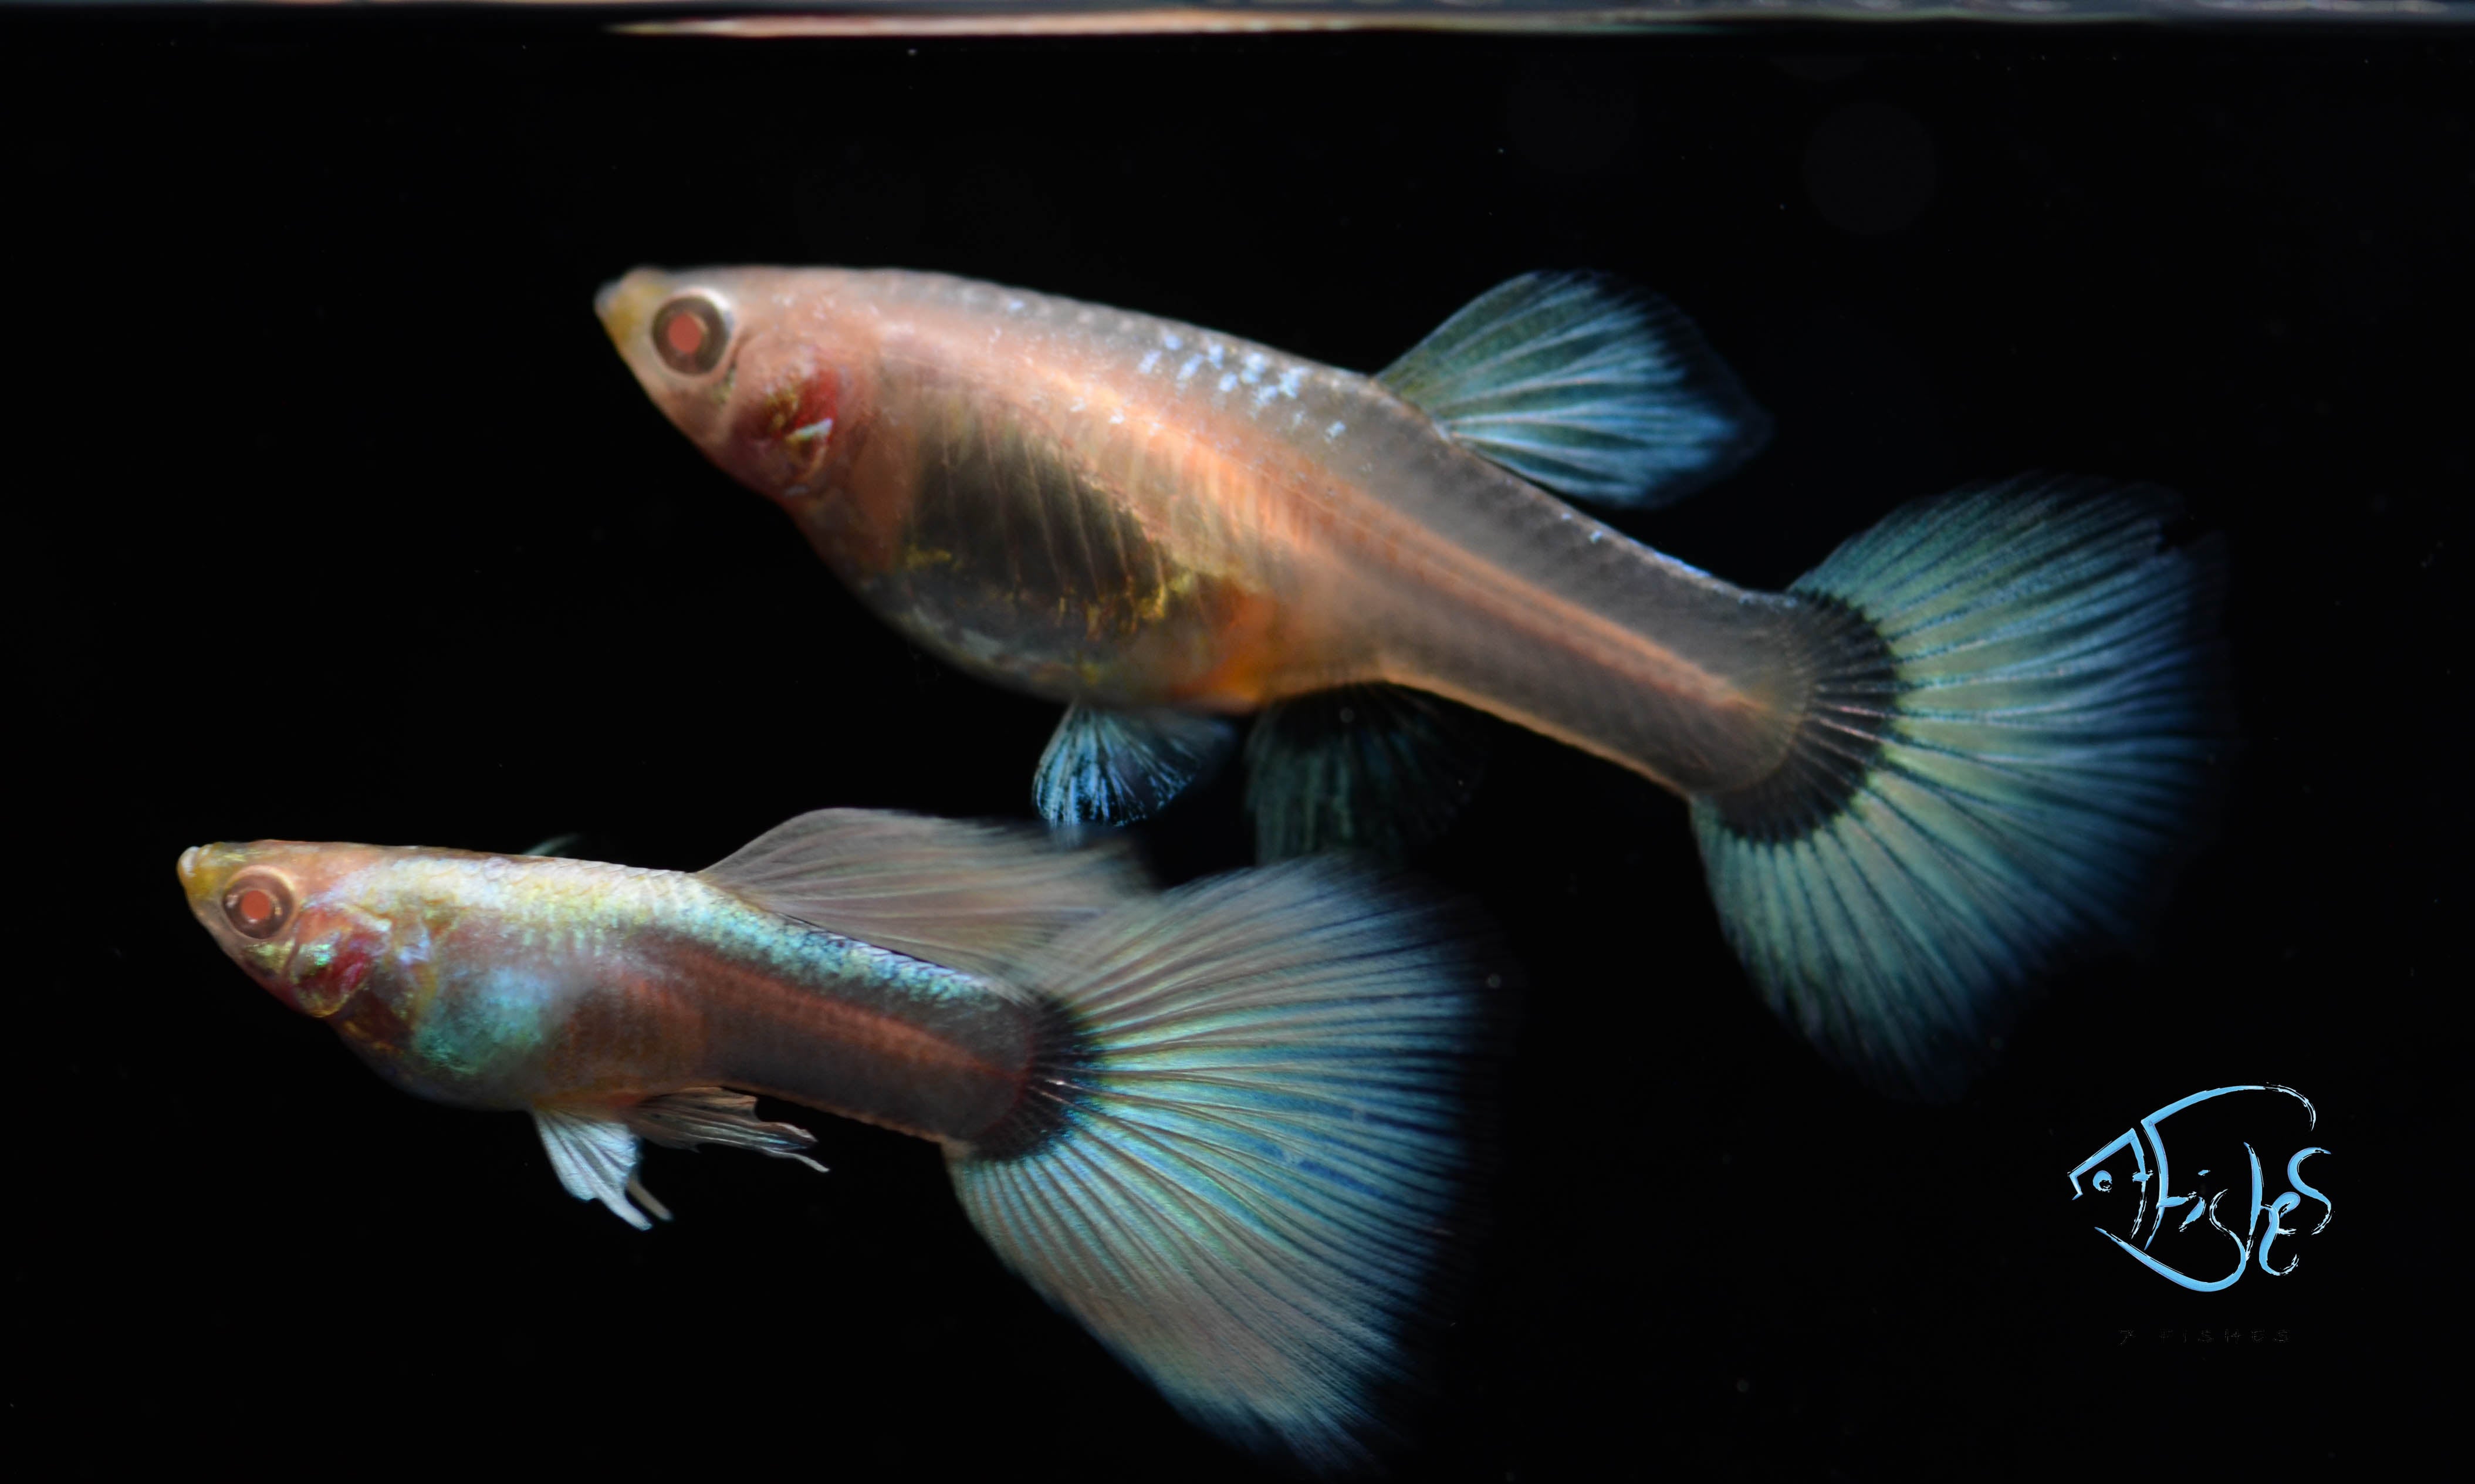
top-left (2067, 1085), bottom-right (2331, 1292)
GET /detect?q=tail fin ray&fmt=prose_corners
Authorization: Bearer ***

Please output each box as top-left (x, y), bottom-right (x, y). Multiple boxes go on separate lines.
top-left (1694, 477), bottom-right (2227, 1098)
top-left (946, 863), bottom-right (1496, 1469)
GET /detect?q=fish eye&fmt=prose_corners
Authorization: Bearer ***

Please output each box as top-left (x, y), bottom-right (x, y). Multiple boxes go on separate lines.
top-left (2092, 1171), bottom-right (2113, 1192)
top-left (651, 292), bottom-right (731, 376)
top-left (222, 871), bottom-right (295, 940)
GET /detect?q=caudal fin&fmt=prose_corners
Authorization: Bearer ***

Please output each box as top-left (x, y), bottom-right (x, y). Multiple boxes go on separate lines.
top-left (945, 861), bottom-right (1500, 1470)
top-left (1692, 477), bottom-right (2229, 1100)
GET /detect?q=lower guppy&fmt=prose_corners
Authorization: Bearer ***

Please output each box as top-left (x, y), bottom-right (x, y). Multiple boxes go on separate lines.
top-left (181, 809), bottom-right (1496, 1469)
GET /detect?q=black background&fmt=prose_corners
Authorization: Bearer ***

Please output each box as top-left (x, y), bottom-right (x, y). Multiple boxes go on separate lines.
top-left (9, 12), bottom-right (2464, 1476)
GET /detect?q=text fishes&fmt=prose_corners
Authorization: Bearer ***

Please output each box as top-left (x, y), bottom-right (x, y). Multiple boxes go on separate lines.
top-left (181, 810), bottom-right (1496, 1468)
top-left (600, 267), bottom-right (2226, 1097)
top-left (2068, 1084), bottom-right (2332, 1291)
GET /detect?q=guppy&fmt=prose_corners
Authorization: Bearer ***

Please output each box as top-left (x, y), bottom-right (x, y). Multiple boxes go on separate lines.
top-left (599, 268), bottom-right (2226, 1097)
top-left (181, 810), bottom-right (1490, 1468)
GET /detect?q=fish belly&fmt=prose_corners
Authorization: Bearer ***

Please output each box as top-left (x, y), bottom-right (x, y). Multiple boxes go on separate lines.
top-left (790, 284), bottom-right (1392, 709)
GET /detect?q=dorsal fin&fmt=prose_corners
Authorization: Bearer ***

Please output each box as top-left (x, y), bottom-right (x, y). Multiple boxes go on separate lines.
top-left (699, 809), bottom-right (1149, 980)
top-left (1377, 271), bottom-right (1770, 508)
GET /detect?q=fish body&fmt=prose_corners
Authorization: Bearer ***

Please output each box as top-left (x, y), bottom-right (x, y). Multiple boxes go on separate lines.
top-left (599, 267), bottom-right (1805, 796)
top-left (601, 267), bottom-right (2229, 1100)
top-left (180, 840), bottom-right (1032, 1141)
top-left (181, 810), bottom-right (1497, 1466)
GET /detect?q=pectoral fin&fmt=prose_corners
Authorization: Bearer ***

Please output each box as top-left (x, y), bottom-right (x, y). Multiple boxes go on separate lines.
top-left (532, 1107), bottom-right (668, 1231)
top-left (1244, 684), bottom-right (1493, 861)
top-left (1378, 271), bottom-right (1769, 508)
top-left (1032, 702), bottom-right (1239, 827)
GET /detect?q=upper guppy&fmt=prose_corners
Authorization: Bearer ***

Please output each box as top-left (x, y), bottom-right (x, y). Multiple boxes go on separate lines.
top-left (600, 266), bottom-right (2226, 1097)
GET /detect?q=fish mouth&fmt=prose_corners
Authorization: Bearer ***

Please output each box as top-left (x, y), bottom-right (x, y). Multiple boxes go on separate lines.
top-left (176, 842), bottom-right (252, 912)
top-left (177, 843), bottom-right (216, 907)
top-left (594, 267), bottom-right (675, 350)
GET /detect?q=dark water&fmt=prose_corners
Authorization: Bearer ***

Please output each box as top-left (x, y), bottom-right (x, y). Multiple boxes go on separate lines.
top-left (12, 13), bottom-right (2463, 1475)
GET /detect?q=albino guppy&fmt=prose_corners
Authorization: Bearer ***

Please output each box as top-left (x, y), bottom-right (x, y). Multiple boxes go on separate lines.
top-left (599, 268), bottom-right (2225, 1096)
top-left (181, 810), bottom-right (1491, 1467)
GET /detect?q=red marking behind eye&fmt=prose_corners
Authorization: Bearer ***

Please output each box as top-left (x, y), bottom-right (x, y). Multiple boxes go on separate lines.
top-left (792, 373), bottom-right (840, 436)
top-left (736, 365), bottom-right (843, 450)
top-left (331, 948), bottom-right (371, 1001)
top-left (291, 929), bottom-right (385, 1022)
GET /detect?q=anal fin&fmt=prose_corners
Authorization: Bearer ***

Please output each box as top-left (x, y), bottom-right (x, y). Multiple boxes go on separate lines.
top-left (533, 1090), bottom-right (823, 1230)
top-left (620, 1088), bottom-right (826, 1171)
top-left (1243, 684), bottom-right (1492, 861)
top-left (1032, 702), bottom-right (1239, 827)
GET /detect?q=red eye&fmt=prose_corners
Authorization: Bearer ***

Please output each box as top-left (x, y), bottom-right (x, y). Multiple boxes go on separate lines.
top-left (651, 293), bottom-right (730, 375)
top-left (224, 873), bottom-right (295, 939)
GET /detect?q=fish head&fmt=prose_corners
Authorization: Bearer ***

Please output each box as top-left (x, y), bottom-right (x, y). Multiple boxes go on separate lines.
top-left (182, 842), bottom-right (570, 1110)
top-left (179, 840), bottom-right (400, 1021)
top-left (2067, 1128), bottom-right (2153, 1243)
top-left (597, 265), bottom-right (872, 512)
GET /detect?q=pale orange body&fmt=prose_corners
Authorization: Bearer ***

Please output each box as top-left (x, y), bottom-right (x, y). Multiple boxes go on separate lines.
top-left (603, 269), bottom-right (1827, 795)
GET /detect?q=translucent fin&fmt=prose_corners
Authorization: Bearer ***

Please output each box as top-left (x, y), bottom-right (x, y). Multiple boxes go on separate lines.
top-left (1243, 684), bottom-right (1493, 861)
top-left (533, 1107), bottom-right (666, 1231)
top-left (947, 861), bottom-right (1500, 1470)
top-left (1376, 270), bottom-right (1770, 508)
top-left (518, 832), bottom-right (584, 858)
top-left (1032, 702), bottom-right (1240, 827)
top-left (533, 1095), bottom-right (821, 1230)
top-left (701, 809), bottom-right (1148, 980)
top-left (1691, 476), bottom-right (2230, 1100)
top-left (621, 1088), bottom-right (827, 1174)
